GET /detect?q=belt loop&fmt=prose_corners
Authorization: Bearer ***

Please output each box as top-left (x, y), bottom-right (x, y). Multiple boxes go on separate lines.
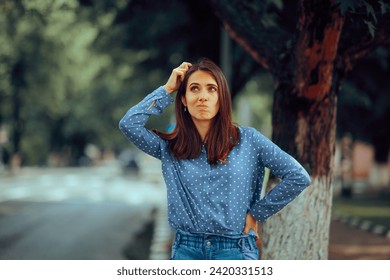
top-left (238, 238), bottom-right (243, 249)
top-left (176, 232), bottom-right (181, 245)
top-left (248, 237), bottom-right (254, 251)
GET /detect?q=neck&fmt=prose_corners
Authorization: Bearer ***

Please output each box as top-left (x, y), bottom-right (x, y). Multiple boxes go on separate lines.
top-left (192, 120), bottom-right (210, 142)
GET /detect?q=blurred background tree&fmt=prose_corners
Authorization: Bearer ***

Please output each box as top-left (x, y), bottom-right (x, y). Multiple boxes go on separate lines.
top-left (1, 0), bottom-right (115, 165)
top-left (337, 47), bottom-right (390, 163)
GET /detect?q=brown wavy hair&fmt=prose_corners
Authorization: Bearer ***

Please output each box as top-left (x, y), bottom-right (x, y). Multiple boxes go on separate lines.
top-left (154, 58), bottom-right (239, 165)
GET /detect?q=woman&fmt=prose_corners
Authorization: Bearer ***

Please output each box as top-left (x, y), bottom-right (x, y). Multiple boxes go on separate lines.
top-left (119, 58), bottom-right (311, 260)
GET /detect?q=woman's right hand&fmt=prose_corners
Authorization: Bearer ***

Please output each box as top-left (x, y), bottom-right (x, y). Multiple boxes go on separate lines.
top-left (164, 62), bottom-right (192, 94)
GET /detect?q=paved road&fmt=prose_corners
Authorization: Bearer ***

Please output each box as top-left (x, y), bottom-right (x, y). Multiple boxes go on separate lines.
top-left (0, 158), bottom-right (166, 260)
top-left (0, 201), bottom-right (153, 260)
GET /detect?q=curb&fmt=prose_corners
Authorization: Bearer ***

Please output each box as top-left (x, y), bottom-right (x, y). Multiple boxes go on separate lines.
top-left (333, 213), bottom-right (390, 238)
top-left (149, 207), bottom-right (172, 260)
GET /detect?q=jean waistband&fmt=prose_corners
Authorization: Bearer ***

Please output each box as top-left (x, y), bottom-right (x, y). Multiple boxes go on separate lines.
top-left (174, 229), bottom-right (256, 250)
top-left (175, 229), bottom-right (257, 239)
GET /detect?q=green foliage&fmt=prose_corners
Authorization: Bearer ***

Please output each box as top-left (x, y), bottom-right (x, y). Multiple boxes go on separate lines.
top-left (336, 0), bottom-right (357, 14)
top-left (267, 0), bottom-right (283, 10)
top-left (364, 19), bottom-right (376, 37)
top-left (336, 0), bottom-right (390, 37)
top-left (0, 0), bottom-right (138, 165)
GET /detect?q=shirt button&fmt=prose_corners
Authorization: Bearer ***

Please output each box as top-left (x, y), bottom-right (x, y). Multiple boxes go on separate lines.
top-left (206, 241), bottom-right (211, 246)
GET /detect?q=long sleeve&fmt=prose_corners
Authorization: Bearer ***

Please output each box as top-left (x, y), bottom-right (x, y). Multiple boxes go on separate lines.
top-left (119, 86), bottom-right (173, 159)
top-left (249, 130), bottom-right (311, 224)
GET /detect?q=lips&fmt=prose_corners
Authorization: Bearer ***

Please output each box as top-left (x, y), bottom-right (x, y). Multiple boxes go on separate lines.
top-left (197, 106), bottom-right (208, 112)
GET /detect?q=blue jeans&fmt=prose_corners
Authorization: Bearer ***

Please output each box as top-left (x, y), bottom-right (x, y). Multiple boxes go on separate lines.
top-left (170, 229), bottom-right (259, 260)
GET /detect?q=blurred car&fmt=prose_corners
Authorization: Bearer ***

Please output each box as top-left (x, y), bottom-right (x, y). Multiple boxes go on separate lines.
top-left (118, 149), bottom-right (140, 175)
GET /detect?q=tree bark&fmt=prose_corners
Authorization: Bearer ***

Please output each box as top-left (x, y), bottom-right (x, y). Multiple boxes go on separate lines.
top-left (261, 0), bottom-right (344, 259)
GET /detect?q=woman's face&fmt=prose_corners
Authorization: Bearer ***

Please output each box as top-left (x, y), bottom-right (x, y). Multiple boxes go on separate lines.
top-left (182, 70), bottom-right (220, 126)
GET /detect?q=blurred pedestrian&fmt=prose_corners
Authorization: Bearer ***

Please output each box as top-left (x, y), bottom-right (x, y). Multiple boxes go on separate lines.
top-left (119, 58), bottom-right (311, 260)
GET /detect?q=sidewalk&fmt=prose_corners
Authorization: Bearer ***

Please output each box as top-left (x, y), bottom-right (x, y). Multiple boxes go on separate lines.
top-left (329, 219), bottom-right (390, 260)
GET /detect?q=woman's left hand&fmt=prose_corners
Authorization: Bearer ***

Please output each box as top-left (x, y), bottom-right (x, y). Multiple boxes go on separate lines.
top-left (243, 213), bottom-right (259, 236)
top-left (244, 213), bottom-right (262, 249)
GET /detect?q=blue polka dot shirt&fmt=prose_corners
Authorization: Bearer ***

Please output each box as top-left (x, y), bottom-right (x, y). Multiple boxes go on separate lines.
top-left (119, 86), bottom-right (311, 235)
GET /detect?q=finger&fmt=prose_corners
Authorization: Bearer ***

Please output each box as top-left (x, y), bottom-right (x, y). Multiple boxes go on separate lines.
top-left (173, 69), bottom-right (186, 82)
top-left (173, 69), bottom-right (184, 79)
top-left (244, 213), bottom-right (257, 233)
top-left (175, 66), bottom-right (188, 73)
top-left (173, 68), bottom-right (184, 74)
top-left (179, 62), bottom-right (192, 70)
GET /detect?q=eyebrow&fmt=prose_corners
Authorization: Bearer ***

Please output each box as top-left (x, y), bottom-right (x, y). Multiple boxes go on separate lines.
top-left (189, 82), bottom-right (218, 87)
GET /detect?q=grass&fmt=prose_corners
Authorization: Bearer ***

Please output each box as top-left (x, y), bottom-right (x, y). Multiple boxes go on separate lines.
top-left (332, 189), bottom-right (390, 229)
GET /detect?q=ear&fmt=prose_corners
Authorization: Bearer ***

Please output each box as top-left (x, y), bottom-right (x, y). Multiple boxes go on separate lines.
top-left (181, 95), bottom-right (187, 107)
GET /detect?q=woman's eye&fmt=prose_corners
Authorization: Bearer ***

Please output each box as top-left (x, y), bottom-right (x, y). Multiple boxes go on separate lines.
top-left (209, 87), bottom-right (217, 92)
top-left (190, 86), bottom-right (199, 92)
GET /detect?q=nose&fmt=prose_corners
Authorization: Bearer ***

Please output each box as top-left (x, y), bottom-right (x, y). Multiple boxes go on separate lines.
top-left (199, 90), bottom-right (208, 101)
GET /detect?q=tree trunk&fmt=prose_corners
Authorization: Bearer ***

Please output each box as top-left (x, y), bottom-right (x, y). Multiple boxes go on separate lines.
top-left (11, 60), bottom-right (26, 157)
top-left (261, 0), bottom-right (344, 259)
top-left (12, 88), bottom-right (21, 155)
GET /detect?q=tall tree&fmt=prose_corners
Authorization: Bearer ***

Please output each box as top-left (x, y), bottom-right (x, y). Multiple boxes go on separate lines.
top-left (210, 0), bottom-right (390, 259)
